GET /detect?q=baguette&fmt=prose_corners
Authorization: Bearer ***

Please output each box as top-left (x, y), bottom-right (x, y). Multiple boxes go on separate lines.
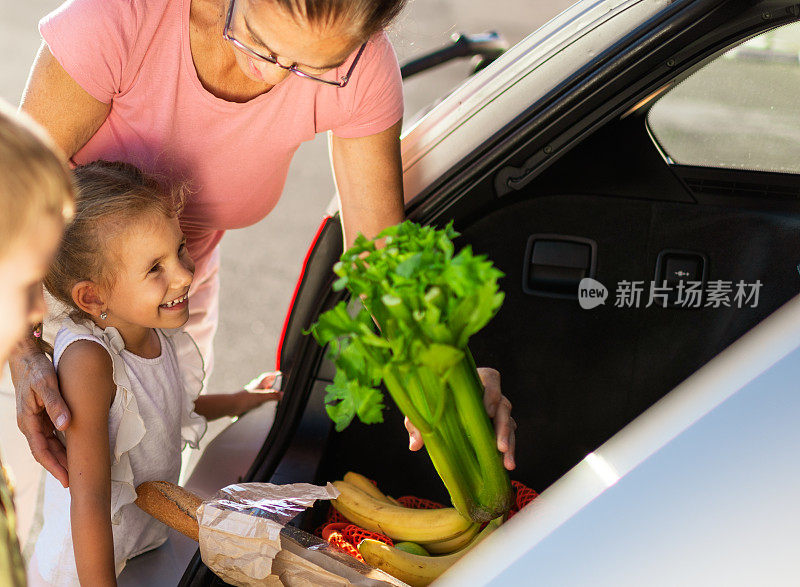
top-left (135, 481), bottom-right (202, 541)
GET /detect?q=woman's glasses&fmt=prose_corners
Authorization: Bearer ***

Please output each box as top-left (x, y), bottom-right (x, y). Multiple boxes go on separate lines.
top-left (223, 0), bottom-right (367, 88)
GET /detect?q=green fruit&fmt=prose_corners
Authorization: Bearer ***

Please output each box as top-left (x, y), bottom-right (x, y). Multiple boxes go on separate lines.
top-left (393, 542), bottom-right (430, 556)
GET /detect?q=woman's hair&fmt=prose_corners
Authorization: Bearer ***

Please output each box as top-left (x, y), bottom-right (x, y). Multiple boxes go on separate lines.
top-left (0, 100), bottom-right (75, 258)
top-left (44, 160), bottom-right (187, 316)
top-left (272, 0), bottom-right (408, 39)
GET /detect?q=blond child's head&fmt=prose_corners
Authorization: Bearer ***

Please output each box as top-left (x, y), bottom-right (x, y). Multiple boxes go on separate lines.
top-left (45, 160), bottom-right (193, 337)
top-left (0, 100), bottom-right (74, 366)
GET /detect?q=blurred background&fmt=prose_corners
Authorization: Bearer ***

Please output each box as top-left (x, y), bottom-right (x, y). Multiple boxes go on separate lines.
top-left (0, 0), bottom-right (577, 548)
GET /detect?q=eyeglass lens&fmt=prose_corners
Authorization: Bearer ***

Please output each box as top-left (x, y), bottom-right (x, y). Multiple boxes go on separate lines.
top-left (228, 0), bottom-right (334, 79)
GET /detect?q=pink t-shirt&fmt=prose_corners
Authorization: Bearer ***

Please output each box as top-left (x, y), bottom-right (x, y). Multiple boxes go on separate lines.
top-left (40, 0), bottom-right (403, 275)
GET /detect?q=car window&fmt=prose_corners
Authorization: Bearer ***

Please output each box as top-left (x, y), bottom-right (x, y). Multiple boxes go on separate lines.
top-left (647, 22), bottom-right (800, 174)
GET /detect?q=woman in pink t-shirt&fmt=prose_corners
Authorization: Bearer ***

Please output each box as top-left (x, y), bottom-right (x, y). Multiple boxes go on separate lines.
top-left (12, 0), bottom-right (517, 489)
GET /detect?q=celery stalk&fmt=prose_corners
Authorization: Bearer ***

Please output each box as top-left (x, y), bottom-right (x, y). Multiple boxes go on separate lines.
top-left (308, 220), bottom-right (512, 522)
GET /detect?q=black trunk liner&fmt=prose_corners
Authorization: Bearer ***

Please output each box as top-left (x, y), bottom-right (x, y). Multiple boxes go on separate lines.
top-left (309, 194), bottom-right (800, 497)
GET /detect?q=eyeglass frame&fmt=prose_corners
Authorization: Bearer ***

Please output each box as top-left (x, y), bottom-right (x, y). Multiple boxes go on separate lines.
top-left (222, 0), bottom-right (367, 88)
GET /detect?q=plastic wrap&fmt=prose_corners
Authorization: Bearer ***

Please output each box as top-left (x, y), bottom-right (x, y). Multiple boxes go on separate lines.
top-left (196, 482), bottom-right (407, 587)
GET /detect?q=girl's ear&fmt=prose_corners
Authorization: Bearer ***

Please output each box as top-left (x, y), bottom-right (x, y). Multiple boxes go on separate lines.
top-left (71, 281), bottom-right (106, 317)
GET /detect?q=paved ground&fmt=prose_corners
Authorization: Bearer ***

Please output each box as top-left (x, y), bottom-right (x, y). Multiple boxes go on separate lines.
top-left (0, 0), bottom-right (578, 550)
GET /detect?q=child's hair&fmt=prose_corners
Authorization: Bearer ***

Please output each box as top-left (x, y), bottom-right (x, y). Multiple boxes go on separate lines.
top-left (44, 160), bottom-right (188, 317)
top-left (0, 100), bottom-right (74, 257)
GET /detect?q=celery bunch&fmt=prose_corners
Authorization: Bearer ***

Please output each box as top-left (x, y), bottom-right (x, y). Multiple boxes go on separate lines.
top-left (309, 220), bottom-right (512, 522)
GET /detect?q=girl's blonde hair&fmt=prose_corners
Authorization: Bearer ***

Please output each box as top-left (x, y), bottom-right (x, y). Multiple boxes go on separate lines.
top-left (0, 101), bottom-right (74, 257)
top-left (44, 160), bottom-right (187, 316)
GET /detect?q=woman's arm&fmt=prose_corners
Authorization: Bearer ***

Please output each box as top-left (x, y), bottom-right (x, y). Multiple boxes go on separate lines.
top-left (10, 42), bottom-right (112, 486)
top-left (329, 119), bottom-right (405, 248)
top-left (330, 125), bottom-right (517, 468)
top-left (20, 42), bottom-right (111, 158)
top-left (58, 341), bottom-right (117, 586)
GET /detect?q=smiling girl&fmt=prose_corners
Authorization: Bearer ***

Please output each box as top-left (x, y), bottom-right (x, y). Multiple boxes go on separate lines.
top-left (28, 161), bottom-right (280, 586)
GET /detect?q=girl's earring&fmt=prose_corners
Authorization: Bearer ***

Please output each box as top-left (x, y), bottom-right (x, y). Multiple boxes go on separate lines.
top-left (100, 311), bottom-right (108, 320)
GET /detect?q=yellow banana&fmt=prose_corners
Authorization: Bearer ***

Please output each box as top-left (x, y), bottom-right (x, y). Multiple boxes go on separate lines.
top-left (357, 518), bottom-right (502, 587)
top-left (342, 472), bottom-right (402, 506)
top-left (339, 473), bottom-right (476, 551)
top-left (419, 522), bottom-right (481, 554)
top-left (332, 480), bottom-right (472, 542)
top-left (343, 472), bottom-right (393, 504)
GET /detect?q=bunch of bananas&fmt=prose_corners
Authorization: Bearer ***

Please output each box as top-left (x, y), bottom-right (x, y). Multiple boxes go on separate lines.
top-left (331, 473), bottom-right (502, 586)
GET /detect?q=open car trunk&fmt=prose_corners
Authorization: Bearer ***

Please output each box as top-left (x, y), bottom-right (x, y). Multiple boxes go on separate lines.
top-left (180, 0), bottom-right (800, 583)
top-left (271, 114), bottom-right (800, 508)
top-left (181, 122), bottom-right (800, 586)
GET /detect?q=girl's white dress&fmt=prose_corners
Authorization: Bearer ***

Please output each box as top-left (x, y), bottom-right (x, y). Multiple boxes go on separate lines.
top-left (30, 316), bottom-right (207, 586)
